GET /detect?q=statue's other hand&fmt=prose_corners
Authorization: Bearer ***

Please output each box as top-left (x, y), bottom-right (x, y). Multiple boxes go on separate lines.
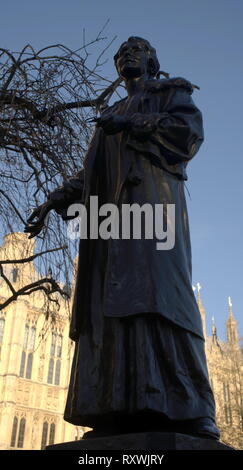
top-left (129, 113), bottom-right (157, 137)
top-left (24, 200), bottom-right (53, 239)
top-left (97, 115), bottom-right (131, 135)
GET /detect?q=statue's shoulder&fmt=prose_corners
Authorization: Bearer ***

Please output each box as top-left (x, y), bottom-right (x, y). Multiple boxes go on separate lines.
top-left (144, 77), bottom-right (195, 95)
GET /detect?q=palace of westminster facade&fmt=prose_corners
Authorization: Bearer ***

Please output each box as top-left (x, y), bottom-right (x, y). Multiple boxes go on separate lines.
top-left (0, 233), bottom-right (242, 449)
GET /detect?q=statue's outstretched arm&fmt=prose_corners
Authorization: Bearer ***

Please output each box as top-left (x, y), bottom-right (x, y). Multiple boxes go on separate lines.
top-left (24, 169), bottom-right (84, 238)
top-left (47, 169), bottom-right (85, 220)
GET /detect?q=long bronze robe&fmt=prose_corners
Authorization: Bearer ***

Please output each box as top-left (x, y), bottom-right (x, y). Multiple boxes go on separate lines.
top-left (49, 77), bottom-right (216, 426)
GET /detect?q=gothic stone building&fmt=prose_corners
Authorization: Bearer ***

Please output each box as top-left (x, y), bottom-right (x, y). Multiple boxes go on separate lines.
top-left (0, 233), bottom-right (88, 450)
top-left (0, 234), bottom-right (242, 449)
top-left (197, 288), bottom-right (242, 449)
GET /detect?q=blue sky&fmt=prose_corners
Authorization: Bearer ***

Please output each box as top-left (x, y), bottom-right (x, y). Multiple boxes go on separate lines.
top-left (1, 0), bottom-right (242, 340)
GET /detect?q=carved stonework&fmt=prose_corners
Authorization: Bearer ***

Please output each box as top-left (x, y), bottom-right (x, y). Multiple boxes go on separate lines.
top-left (26, 312), bottom-right (38, 325)
top-left (16, 382), bottom-right (23, 404)
top-left (0, 233), bottom-right (77, 450)
top-left (38, 339), bottom-right (47, 382)
top-left (46, 388), bottom-right (59, 409)
top-left (23, 383), bottom-right (31, 405)
top-left (34, 384), bottom-right (42, 408)
top-left (31, 412), bottom-right (39, 449)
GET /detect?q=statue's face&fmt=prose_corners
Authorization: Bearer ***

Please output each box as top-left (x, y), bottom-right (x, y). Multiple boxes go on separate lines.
top-left (115, 40), bottom-right (150, 79)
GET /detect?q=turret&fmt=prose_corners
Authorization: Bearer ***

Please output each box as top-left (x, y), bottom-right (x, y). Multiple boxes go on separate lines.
top-left (226, 297), bottom-right (239, 345)
top-left (193, 282), bottom-right (207, 339)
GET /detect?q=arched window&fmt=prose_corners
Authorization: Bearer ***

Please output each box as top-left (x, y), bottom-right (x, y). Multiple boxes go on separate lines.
top-left (19, 351), bottom-right (26, 377)
top-left (49, 423), bottom-right (55, 445)
top-left (20, 324), bottom-right (36, 379)
top-left (10, 417), bottom-right (18, 447)
top-left (10, 416), bottom-right (26, 448)
top-left (41, 421), bottom-right (48, 450)
top-left (56, 335), bottom-right (63, 358)
top-left (26, 353), bottom-right (33, 379)
top-left (54, 359), bottom-right (61, 385)
top-left (47, 332), bottom-right (63, 385)
top-left (17, 418), bottom-right (26, 448)
top-left (47, 358), bottom-right (54, 384)
top-left (12, 268), bottom-right (18, 283)
top-left (50, 333), bottom-right (56, 357)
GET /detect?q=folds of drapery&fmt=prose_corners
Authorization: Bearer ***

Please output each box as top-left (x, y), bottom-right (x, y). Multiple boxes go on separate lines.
top-left (126, 85), bottom-right (204, 175)
top-left (46, 78), bottom-right (204, 217)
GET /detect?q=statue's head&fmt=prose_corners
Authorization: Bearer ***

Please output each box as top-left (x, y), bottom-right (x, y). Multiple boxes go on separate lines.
top-left (114, 36), bottom-right (160, 79)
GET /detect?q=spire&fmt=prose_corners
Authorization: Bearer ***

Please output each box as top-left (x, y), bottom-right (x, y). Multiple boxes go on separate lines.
top-left (228, 296), bottom-right (233, 318)
top-left (196, 282), bottom-right (202, 306)
top-left (226, 297), bottom-right (239, 345)
top-left (211, 316), bottom-right (222, 351)
top-left (193, 282), bottom-right (206, 338)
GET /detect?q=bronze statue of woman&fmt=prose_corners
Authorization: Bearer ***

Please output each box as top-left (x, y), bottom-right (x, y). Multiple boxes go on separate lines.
top-left (25, 37), bottom-right (220, 440)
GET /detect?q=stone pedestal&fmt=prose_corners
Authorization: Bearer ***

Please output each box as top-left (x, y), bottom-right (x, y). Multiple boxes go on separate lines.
top-left (46, 432), bottom-right (234, 450)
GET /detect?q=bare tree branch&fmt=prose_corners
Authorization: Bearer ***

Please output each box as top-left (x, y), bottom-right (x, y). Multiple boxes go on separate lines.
top-left (0, 275), bottom-right (69, 310)
top-left (0, 76), bottom-right (122, 125)
top-left (0, 31), bottom-right (122, 315)
top-left (0, 244), bottom-right (67, 264)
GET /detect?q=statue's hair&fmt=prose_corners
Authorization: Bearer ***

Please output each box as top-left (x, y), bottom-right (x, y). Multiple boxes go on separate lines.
top-left (114, 36), bottom-right (160, 77)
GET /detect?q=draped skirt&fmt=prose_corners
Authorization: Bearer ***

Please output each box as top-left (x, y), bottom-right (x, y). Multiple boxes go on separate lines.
top-left (64, 313), bottom-right (215, 427)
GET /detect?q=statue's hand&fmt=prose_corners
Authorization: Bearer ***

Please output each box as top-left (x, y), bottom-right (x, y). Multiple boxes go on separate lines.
top-left (96, 115), bottom-right (131, 135)
top-left (129, 113), bottom-right (158, 138)
top-left (24, 200), bottom-right (54, 239)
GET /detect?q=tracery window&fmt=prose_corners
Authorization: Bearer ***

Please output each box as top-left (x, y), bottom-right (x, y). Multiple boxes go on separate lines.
top-left (41, 421), bottom-right (48, 450)
top-left (49, 423), bottom-right (55, 445)
top-left (47, 332), bottom-right (63, 385)
top-left (20, 324), bottom-right (36, 379)
top-left (10, 417), bottom-right (18, 447)
top-left (12, 267), bottom-right (19, 283)
top-left (10, 416), bottom-right (26, 448)
top-left (17, 417), bottom-right (26, 448)
top-left (41, 421), bottom-right (56, 449)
